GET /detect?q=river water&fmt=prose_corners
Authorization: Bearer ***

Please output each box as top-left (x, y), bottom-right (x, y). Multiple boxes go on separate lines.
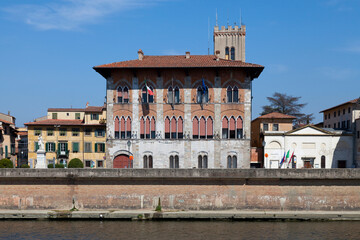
top-left (1, 221), bottom-right (360, 240)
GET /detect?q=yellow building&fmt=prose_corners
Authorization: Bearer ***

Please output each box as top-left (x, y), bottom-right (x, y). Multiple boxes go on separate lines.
top-left (0, 112), bottom-right (17, 165)
top-left (25, 105), bottom-right (106, 168)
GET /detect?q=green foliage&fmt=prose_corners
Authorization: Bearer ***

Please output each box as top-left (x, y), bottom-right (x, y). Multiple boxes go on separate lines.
top-left (20, 164), bottom-right (30, 168)
top-left (68, 158), bottom-right (84, 168)
top-left (49, 163), bottom-right (65, 168)
top-left (155, 197), bottom-right (162, 212)
top-left (48, 163), bottom-right (54, 168)
top-left (0, 158), bottom-right (13, 168)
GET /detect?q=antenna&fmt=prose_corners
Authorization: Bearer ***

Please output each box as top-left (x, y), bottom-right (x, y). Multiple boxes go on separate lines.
top-left (208, 17), bottom-right (210, 55)
top-left (216, 9), bottom-right (218, 26)
top-left (240, 8), bottom-right (242, 26)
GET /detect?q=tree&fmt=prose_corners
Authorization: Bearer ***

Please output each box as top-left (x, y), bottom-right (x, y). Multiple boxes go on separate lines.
top-left (68, 158), bottom-right (84, 168)
top-left (260, 92), bottom-right (314, 124)
top-left (0, 158), bottom-right (13, 168)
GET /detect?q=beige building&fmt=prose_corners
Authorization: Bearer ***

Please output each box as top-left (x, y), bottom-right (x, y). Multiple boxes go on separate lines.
top-left (0, 112), bottom-right (17, 165)
top-left (250, 112), bottom-right (296, 167)
top-left (25, 105), bottom-right (106, 168)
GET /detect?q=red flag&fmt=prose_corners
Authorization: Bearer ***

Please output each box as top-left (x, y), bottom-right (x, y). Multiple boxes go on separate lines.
top-left (287, 151), bottom-right (294, 168)
top-left (146, 85), bottom-right (154, 96)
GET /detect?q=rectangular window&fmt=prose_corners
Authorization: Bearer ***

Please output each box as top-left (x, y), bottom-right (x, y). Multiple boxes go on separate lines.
top-left (343, 109), bottom-right (345, 115)
top-left (91, 114), bottom-right (99, 120)
top-left (338, 110), bottom-right (340, 116)
top-left (75, 113), bottom-right (81, 119)
top-left (60, 128), bottom-right (66, 136)
top-left (84, 142), bottom-right (92, 153)
top-left (338, 122), bottom-right (340, 128)
top-left (72, 142), bottom-right (79, 153)
top-left (72, 128), bottom-right (80, 137)
top-left (34, 128), bottom-right (41, 136)
top-left (328, 113), bottom-right (330, 119)
top-left (272, 124), bottom-right (279, 131)
top-left (46, 142), bottom-right (55, 152)
top-left (348, 107), bottom-right (351, 113)
top-left (97, 160), bottom-right (104, 168)
top-left (334, 123), bottom-right (336, 128)
top-left (341, 121), bottom-right (345, 129)
top-left (95, 129), bottom-right (105, 137)
top-left (85, 160), bottom-right (92, 168)
top-left (347, 120), bottom-right (350, 129)
top-left (357, 131), bottom-right (359, 139)
top-left (324, 114), bottom-right (327, 120)
top-left (5, 146), bottom-right (8, 158)
top-left (95, 143), bottom-right (105, 153)
top-left (52, 113), bottom-right (57, 119)
top-left (47, 128), bottom-right (54, 136)
top-left (85, 128), bottom-right (92, 136)
top-left (263, 123), bottom-right (269, 131)
top-left (334, 112), bottom-right (336, 117)
top-left (0, 147), bottom-right (3, 155)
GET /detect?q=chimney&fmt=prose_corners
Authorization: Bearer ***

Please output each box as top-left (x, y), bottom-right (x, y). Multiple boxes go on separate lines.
top-left (7, 111), bottom-right (10, 116)
top-left (215, 50), bottom-right (220, 61)
top-left (138, 49), bottom-right (144, 60)
top-left (185, 51), bottom-right (190, 59)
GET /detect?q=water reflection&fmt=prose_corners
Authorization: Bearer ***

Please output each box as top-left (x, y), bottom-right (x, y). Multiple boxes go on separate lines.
top-left (1, 221), bottom-right (359, 240)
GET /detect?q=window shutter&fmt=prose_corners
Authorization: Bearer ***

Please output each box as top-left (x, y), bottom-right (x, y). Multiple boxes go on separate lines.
top-left (46, 143), bottom-right (49, 152)
top-left (35, 142), bottom-right (39, 151)
top-left (5, 146), bottom-right (8, 158)
top-left (95, 130), bottom-right (98, 137)
top-left (65, 142), bottom-right (68, 151)
top-left (95, 143), bottom-right (98, 153)
top-left (91, 114), bottom-right (93, 120)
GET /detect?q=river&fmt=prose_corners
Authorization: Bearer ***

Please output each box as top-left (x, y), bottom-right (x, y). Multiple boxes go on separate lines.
top-left (1, 220), bottom-right (360, 239)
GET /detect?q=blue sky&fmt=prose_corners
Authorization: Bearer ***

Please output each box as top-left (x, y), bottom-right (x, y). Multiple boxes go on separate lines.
top-left (1, 0), bottom-right (359, 126)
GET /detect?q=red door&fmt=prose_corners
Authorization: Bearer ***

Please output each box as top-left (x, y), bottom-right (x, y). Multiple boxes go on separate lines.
top-left (113, 154), bottom-right (131, 168)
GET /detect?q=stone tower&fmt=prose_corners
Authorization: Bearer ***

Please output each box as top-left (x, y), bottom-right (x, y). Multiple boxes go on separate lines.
top-left (214, 25), bottom-right (246, 61)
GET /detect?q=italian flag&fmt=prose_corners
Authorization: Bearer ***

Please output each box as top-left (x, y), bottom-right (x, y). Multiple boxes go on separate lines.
top-left (146, 85), bottom-right (154, 96)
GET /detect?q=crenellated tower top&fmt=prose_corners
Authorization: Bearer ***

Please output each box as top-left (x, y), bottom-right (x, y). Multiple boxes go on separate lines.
top-left (213, 25), bottom-right (246, 61)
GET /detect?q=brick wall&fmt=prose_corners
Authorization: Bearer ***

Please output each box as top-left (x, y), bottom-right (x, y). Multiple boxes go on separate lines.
top-left (1, 169), bottom-right (360, 211)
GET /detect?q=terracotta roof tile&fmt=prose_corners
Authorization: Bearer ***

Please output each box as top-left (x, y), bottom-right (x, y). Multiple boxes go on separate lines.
top-left (94, 55), bottom-right (263, 69)
top-left (24, 119), bottom-right (83, 126)
top-left (320, 98), bottom-right (359, 113)
top-left (256, 112), bottom-right (297, 119)
top-left (0, 119), bottom-right (14, 125)
top-left (85, 106), bottom-right (104, 113)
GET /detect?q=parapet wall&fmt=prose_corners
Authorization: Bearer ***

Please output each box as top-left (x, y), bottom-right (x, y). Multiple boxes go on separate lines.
top-left (1, 169), bottom-right (360, 211)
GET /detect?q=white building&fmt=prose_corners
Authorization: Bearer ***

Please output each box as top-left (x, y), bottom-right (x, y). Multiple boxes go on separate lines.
top-left (264, 125), bottom-right (353, 169)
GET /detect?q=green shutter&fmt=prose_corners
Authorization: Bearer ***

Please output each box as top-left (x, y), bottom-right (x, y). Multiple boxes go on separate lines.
top-left (65, 142), bottom-right (68, 151)
top-left (46, 143), bottom-right (49, 152)
top-left (95, 130), bottom-right (98, 137)
top-left (95, 143), bottom-right (98, 153)
top-left (5, 146), bottom-right (8, 158)
top-left (35, 142), bottom-right (39, 151)
top-left (0, 147), bottom-right (3, 155)
top-left (73, 142), bottom-right (79, 152)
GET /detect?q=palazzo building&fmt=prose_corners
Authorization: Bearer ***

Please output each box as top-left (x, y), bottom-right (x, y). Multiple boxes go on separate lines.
top-left (93, 24), bottom-right (264, 169)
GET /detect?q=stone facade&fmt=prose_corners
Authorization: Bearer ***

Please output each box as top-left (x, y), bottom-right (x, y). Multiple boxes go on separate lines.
top-left (95, 54), bottom-right (263, 169)
top-left (214, 25), bottom-right (246, 61)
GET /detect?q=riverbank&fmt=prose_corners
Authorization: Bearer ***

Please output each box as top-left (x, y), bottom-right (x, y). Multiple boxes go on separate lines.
top-left (1, 210), bottom-right (360, 221)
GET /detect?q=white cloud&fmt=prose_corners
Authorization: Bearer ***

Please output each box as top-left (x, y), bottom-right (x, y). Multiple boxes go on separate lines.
top-left (3, 0), bottom-right (162, 31)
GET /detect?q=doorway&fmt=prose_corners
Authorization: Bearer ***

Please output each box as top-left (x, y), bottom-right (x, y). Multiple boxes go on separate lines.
top-left (113, 154), bottom-right (132, 168)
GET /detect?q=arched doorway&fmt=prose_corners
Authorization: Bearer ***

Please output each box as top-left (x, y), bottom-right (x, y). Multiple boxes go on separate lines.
top-left (113, 154), bottom-right (132, 168)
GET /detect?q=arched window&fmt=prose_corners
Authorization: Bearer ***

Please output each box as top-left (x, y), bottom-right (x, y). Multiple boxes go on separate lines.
top-left (123, 87), bottom-right (129, 103)
top-left (145, 117), bottom-right (151, 139)
top-left (321, 155), bottom-right (326, 168)
top-left (233, 86), bottom-right (238, 103)
top-left (227, 86), bottom-right (233, 103)
top-left (178, 117), bottom-right (183, 139)
top-left (126, 117), bottom-right (132, 139)
top-left (169, 155), bottom-right (179, 168)
top-left (206, 117), bottom-right (213, 139)
top-left (117, 87), bottom-right (122, 103)
top-left (229, 117), bottom-right (236, 139)
top-left (151, 117), bottom-right (156, 139)
top-left (227, 155), bottom-right (237, 168)
top-left (231, 47), bottom-right (235, 60)
top-left (198, 154), bottom-right (208, 168)
top-left (114, 116), bottom-right (120, 139)
top-left (202, 85), bottom-right (208, 103)
top-left (225, 47), bottom-right (229, 60)
top-left (222, 117), bottom-right (228, 139)
top-left (168, 87), bottom-right (173, 104)
top-left (200, 117), bottom-right (206, 139)
top-left (142, 84), bottom-right (154, 103)
top-left (165, 117), bottom-right (170, 139)
top-left (140, 117), bottom-right (145, 139)
top-left (171, 117), bottom-right (177, 139)
top-left (143, 155), bottom-right (153, 168)
top-left (236, 117), bottom-right (243, 139)
top-left (197, 86), bottom-right (202, 103)
top-left (174, 87), bottom-right (180, 103)
top-left (120, 117), bottom-right (126, 139)
top-left (193, 117), bottom-right (199, 139)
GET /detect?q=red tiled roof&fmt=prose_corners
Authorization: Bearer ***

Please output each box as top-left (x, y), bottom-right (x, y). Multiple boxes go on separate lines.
top-left (320, 98), bottom-right (359, 113)
top-left (17, 131), bottom-right (28, 136)
top-left (24, 119), bottom-right (83, 126)
top-left (0, 119), bottom-right (14, 125)
top-left (85, 106), bottom-right (104, 113)
top-left (48, 108), bottom-right (84, 112)
top-left (256, 112), bottom-right (297, 119)
top-left (94, 55), bottom-right (263, 69)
